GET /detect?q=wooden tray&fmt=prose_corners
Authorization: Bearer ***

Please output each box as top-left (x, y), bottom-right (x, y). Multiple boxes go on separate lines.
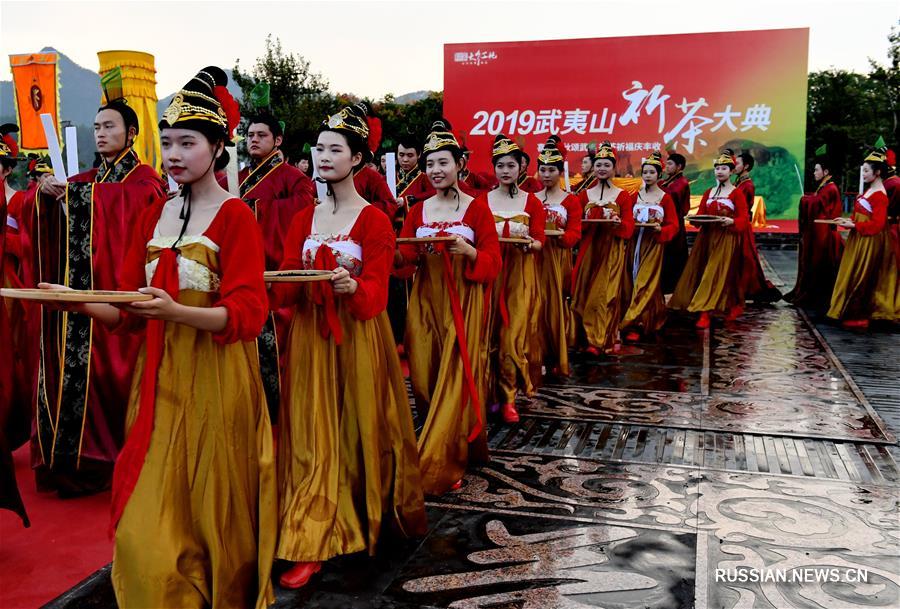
top-left (264, 270), bottom-right (335, 283)
top-left (814, 219), bottom-right (845, 225)
top-left (499, 237), bottom-right (533, 244)
top-left (396, 236), bottom-right (457, 244)
top-left (582, 217), bottom-right (620, 224)
top-left (0, 288), bottom-right (153, 303)
top-left (544, 229), bottom-right (565, 237)
top-left (687, 215), bottom-right (726, 223)
top-left (635, 222), bottom-right (662, 228)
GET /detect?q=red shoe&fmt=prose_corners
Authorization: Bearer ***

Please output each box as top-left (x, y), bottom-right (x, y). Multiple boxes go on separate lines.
top-left (726, 305), bottom-right (743, 321)
top-left (695, 312), bottom-right (711, 329)
top-left (279, 562), bottom-right (322, 589)
top-left (501, 403), bottom-right (520, 424)
top-left (624, 331), bottom-right (640, 342)
top-left (842, 319), bottom-right (869, 329)
top-left (585, 346), bottom-right (601, 356)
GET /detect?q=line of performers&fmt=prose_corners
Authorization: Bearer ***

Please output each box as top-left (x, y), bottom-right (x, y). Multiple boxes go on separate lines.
top-left (0, 65), bottom-right (898, 607)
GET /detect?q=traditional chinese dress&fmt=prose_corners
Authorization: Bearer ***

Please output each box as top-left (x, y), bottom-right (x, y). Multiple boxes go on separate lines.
top-left (537, 191), bottom-right (581, 375)
top-left (571, 188), bottom-right (635, 349)
top-left (621, 191), bottom-right (678, 334)
top-left (272, 204), bottom-right (427, 563)
top-left (111, 198), bottom-right (276, 609)
top-left (827, 190), bottom-right (898, 322)
top-left (399, 198), bottom-right (501, 495)
top-left (669, 188), bottom-right (748, 315)
top-left (785, 176), bottom-right (844, 308)
top-left (482, 192), bottom-right (546, 405)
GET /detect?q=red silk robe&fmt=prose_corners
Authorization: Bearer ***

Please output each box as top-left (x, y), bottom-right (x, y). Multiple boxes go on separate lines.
top-left (786, 178), bottom-right (843, 307)
top-left (23, 149), bottom-right (166, 490)
top-left (660, 172), bottom-right (691, 293)
top-left (354, 165), bottom-right (397, 220)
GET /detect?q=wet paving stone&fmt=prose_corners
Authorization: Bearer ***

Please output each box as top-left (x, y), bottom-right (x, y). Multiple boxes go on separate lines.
top-left (43, 252), bottom-right (900, 609)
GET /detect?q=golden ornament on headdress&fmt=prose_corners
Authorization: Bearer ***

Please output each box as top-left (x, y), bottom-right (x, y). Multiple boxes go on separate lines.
top-left (642, 150), bottom-right (663, 169)
top-left (713, 149), bottom-right (736, 167)
top-left (538, 144), bottom-right (564, 165)
top-left (863, 148), bottom-right (887, 164)
top-left (325, 107), bottom-right (369, 139)
top-left (492, 135), bottom-right (520, 158)
top-left (162, 91), bottom-right (227, 130)
top-left (596, 140), bottom-right (616, 161)
top-left (423, 131), bottom-right (459, 154)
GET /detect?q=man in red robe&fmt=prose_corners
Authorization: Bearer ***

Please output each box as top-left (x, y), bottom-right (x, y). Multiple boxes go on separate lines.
top-left (734, 151), bottom-right (781, 303)
top-left (460, 148), bottom-right (496, 194)
top-left (785, 152), bottom-right (844, 311)
top-left (240, 113), bottom-right (315, 420)
top-left (25, 98), bottom-right (166, 496)
top-left (396, 134), bottom-right (435, 210)
top-left (660, 152), bottom-right (691, 294)
top-left (883, 149), bottom-right (899, 267)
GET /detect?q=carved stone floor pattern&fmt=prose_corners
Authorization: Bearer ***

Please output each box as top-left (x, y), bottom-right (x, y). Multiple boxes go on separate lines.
top-left (44, 254), bottom-right (900, 609)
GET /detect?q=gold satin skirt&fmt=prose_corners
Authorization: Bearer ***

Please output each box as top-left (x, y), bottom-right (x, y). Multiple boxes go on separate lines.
top-left (669, 225), bottom-right (742, 314)
top-left (487, 245), bottom-right (542, 405)
top-left (406, 254), bottom-right (489, 496)
top-left (828, 229), bottom-right (898, 321)
top-left (621, 229), bottom-right (667, 333)
top-left (112, 291), bottom-right (277, 609)
top-left (277, 297), bottom-right (427, 563)
top-left (572, 228), bottom-right (627, 349)
top-left (538, 240), bottom-right (574, 374)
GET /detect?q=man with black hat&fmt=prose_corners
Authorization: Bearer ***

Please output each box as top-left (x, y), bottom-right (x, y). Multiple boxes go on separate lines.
top-left (28, 83), bottom-right (166, 497)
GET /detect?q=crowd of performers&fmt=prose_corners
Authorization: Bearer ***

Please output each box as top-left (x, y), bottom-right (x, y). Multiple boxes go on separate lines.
top-left (0, 65), bottom-right (898, 607)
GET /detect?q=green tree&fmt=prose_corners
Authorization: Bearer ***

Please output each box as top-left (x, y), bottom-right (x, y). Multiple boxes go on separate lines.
top-left (233, 35), bottom-right (335, 162)
top-left (805, 28), bottom-right (898, 194)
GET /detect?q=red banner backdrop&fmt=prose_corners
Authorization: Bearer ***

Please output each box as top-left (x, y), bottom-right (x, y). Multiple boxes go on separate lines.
top-left (444, 28), bottom-right (809, 218)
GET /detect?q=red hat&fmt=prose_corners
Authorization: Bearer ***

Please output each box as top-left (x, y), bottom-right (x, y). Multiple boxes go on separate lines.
top-left (0, 124), bottom-right (19, 159)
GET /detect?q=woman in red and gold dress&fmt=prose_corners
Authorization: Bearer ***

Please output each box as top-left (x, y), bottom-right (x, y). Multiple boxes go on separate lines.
top-left (620, 151), bottom-right (678, 341)
top-left (398, 121), bottom-right (501, 496)
top-left (482, 134), bottom-right (546, 423)
top-left (571, 141), bottom-right (634, 353)
top-left (533, 137), bottom-right (581, 376)
top-left (670, 150), bottom-right (748, 328)
top-left (40, 67), bottom-right (277, 608)
top-left (272, 103), bottom-right (427, 589)
top-left (827, 146), bottom-right (899, 327)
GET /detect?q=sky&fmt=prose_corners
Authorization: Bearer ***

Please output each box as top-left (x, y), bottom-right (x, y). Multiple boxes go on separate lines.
top-left (0, 0), bottom-right (897, 99)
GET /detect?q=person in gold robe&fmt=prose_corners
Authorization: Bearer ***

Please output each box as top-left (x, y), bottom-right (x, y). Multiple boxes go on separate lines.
top-left (271, 103), bottom-right (427, 590)
top-left (40, 66), bottom-right (277, 609)
top-left (827, 146), bottom-right (898, 328)
top-left (398, 121), bottom-right (501, 496)
top-left (670, 150), bottom-right (748, 328)
top-left (481, 134), bottom-right (546, 423)
top-left (571, 141), bottom-right (634, 353)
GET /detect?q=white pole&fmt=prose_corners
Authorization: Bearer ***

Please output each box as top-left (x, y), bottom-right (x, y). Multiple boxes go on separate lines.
top-left (310, 149), bottom-right (328, 202)
top-left (226, 152), bottom-right (239, 196)
top-left (385, 152), bottom-right (397, 199)
top-left (39, 114), bottom-right (67, 181)
top-left (64, 126), bottom-right (79, 177)
top-left (563, 160), bottom-right (571, 191)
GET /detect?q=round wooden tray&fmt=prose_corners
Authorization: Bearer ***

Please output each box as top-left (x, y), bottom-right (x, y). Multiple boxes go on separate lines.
top-left (499, 237), bottom-right (533, 244)
top-left (544, 229), bottom-right (565, 237)
top-left (396, 236), bottom-right (458, 244)
top-left (635, 222), bottom-right (662, 228)
top-left (0, 288), bottom-right (153, 303)
top-left (687, 215), bottom-right (727, 223)
top-left (813, 219), bottom-right (845, 225)
top-left (264, 270), bottom-right (335, 283)
top-left (582, 218), bottom-right (620, 223)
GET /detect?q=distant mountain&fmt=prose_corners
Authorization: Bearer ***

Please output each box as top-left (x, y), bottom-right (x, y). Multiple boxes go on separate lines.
top-left (394, 90), bottom-right (433, 105)
top-left (0, 47), bottom-right (243, 128)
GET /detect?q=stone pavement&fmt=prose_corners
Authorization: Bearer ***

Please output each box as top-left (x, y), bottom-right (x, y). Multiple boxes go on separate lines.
top-left (45, 251), bottom-right (900, 609)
